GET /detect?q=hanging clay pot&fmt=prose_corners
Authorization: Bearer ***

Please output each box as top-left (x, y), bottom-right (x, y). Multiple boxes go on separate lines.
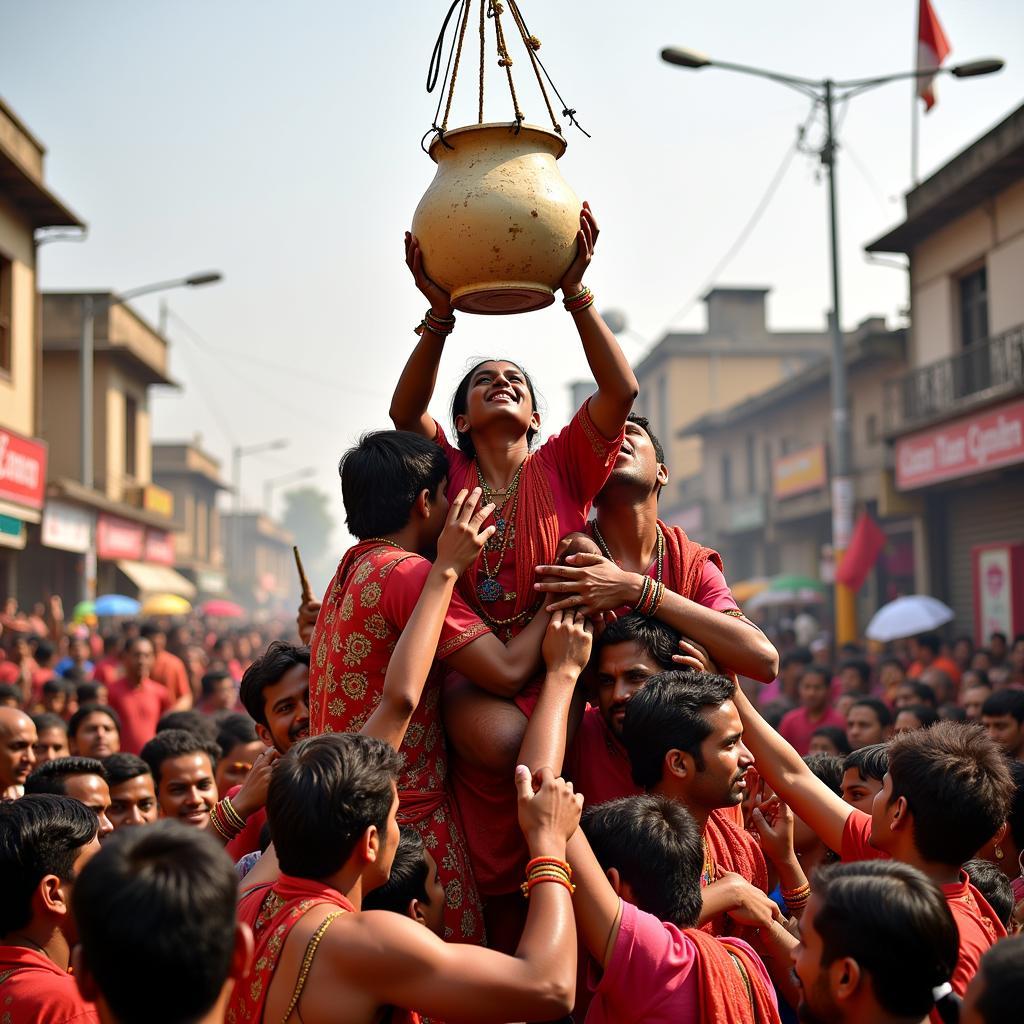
top-left (412, 122), bottom-right (581, 315)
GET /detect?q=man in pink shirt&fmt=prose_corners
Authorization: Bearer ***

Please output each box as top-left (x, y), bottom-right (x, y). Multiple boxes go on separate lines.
top-left (106, 638), bottom-right (172, 754)
top-left (567, 793), bottom-right (787, 1023)
top-left (778, 665), bottom-right (847, 755)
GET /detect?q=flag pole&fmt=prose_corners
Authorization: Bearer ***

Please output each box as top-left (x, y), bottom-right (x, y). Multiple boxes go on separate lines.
top-left (911, 2), bottom-right (921, 186)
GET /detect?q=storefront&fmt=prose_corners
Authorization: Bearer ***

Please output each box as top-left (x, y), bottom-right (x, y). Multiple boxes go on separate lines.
top-left (895, 397), bottom-right (1024, 642)
top-left (0, 427), bottom-right (47, 602)
top-left (95, 512), bottom-right (195, 600)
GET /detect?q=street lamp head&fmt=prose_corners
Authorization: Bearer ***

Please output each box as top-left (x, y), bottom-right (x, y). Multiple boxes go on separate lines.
top-left (661, 47), bottom-right (711, 70)
top-left (270, 439), bottom-right (289, 451)
top-left (601, 308), bottom-right (628, 335)
top-left (950, 58), bottom-right (1005, 79)
top-left (185, 271), bottom-right (223, 287)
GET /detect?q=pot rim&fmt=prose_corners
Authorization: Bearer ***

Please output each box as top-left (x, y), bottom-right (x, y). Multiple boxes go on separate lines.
top-left (427, 121), bottom-right (567, 163)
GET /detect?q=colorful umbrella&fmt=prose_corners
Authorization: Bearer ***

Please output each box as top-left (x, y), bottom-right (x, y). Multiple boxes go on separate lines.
top-left (731, 578), bottom-right (771, 604)
top-left (746, 574), bottom-right (826, 612)
top-left (865, 596), bottom-right (954, 643)
top-left (72, 600), bottom-right (96, 621)
top-left (141, 594), bottom-right (193, 617)
top-left (200, 599), bottom-right (245, 619)
top-left (94, 594), bottom-right (141, 617)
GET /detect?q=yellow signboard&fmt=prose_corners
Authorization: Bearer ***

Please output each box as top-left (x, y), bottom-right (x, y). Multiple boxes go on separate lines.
top-left (773, 444), bottom-right (828, 500)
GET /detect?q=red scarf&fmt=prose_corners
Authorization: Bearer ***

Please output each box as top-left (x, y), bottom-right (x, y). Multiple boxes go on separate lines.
top-left (659, 521), bottom-right (723, 598)
top-left (233, 875), bottom-right (421, 1024)
top-left (457, 453), bottom-right (559, 628)
top-left (703, 809), bottom-right (769, 941)
top-left (688, 929), bottom-right (781, 1024)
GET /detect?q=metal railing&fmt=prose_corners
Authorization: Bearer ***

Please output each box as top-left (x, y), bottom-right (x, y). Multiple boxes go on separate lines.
top-left (884, 323), bottom-right (1024, 434)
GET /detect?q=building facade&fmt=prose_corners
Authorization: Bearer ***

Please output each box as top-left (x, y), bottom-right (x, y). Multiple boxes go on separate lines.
top-left (684, 318), bottom-right (908, 630)
top-left (628, 287), bottom-right (831, 530)
top-left (866, 102), bottom-right (1024, 642)
top-left (222, 511), bottom-right (294, 613)
top-left (24, 292), bottom-right (192, 603)
top-left (152, 440), bottom-right (230, 600)
top-left (0, 98), bottom-right (83, 600)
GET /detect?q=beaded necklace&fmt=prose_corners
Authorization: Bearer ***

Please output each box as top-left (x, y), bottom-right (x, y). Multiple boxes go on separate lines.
top-left (361, 537), bottom-right (405, 550)
top-left (591, 521), bottom-right (665, 584)
top-left (474, 459), bottom-right (526, 604)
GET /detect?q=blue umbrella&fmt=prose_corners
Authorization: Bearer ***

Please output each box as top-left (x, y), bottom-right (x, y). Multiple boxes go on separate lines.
top-left (95, 593), bottom-right (141, 617)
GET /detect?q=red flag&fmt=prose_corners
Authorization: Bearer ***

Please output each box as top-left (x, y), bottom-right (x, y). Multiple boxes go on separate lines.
top-left (917, 0), bottom-right (951, 112)
top-left (835, 512), bottom-right (887, 591)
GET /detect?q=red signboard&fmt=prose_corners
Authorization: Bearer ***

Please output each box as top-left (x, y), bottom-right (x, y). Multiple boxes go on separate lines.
top-left (144, 528), bottom-right (176, 566)
top-left (96, 513), bottom-right (145, 561)
top-left (0, 428), bottom-right (47, 511)
top-left (896, 398), bottom-right (1024, 490)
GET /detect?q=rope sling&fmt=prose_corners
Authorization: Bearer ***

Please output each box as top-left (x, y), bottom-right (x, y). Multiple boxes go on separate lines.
top-left (422, 0), bottom-right (589, 154)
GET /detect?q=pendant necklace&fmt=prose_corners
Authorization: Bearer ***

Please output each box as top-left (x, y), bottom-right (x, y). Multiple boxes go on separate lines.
top-left (474, 459), bottom-right (525, 604)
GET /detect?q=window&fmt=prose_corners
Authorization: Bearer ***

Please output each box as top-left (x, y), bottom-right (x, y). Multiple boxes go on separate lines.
top-left (866, 414), bottom-right (879, 447)
top-left (959, 267), bottom-right (989, 349)
top-left (0, 255), bottom-right (11, 375)
top-left (746, 434), bottom-right (757, 493)
top-left (124, 395), bottom-right (138, 478)
top-left (721, 453), bottom-right (733, 501)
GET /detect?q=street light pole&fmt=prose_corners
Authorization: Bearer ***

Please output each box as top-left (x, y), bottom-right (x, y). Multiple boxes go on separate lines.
top-left (229, 438), bottom-right (289, 601)
top-left (659, 48), bottom-right (1003, 645)
top-left (263, 466), bottom-right (316, 517)
top-left (79, 271), bottom-right (222, 490)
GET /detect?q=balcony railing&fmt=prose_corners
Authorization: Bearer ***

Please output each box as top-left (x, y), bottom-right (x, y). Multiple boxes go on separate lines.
top-left (884, 323), bottom-right (1024, 435)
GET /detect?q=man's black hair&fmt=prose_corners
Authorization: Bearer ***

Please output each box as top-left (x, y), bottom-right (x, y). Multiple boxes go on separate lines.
top-left (139, 622), bottom-right (164, 641)
top-left (30, 711), bottom-right (68, 736)
top-left (803, 752), bottom-right (843, 794)
top-left (103, 752), bottom-right (153, 788)
top-left (157, 709), bottom-right (219, 747)
top-left (340, 430), bottom-right (449, 539)
top-left (73, 820), bottom-right (238, 1024)
top-left (810, 725), bottom-right (851, 756)
top-left (0, 794), bottom-right (98, 934)
top-left (811, 861), bottom-right (958, 1019)
top-left (215, 713), bottom-right (258, 760)
top-left (0, 683), bottom-right (20, 704)
top-left (24, 756), bottom-right (108, 795)
top-left (625, 412), bottom-right (665, 464)
top-left (593, 614), bottom-right (680, 672)
top-left (915, 633), bottom-right (942, 656)
top-left (849, 697), bottom-right (893, 728)
top-left (974, 934), bottom-right (1024, 1022)
top-left (781, 647), bottom-right (813, 669)
top-left (239, 640), bottom-right (309, 728)
top-left (582, 795), bottom-right (703, 928)
top-left (887, 721), bottom-right (1013, 866)
top-left (268, 733), bottom-right (400, 878)
top-left (68, 703), bottom-right (121, 741)
top-left (42, 677), bottom-right (71, 697)
top-left (201, 668), bottom-right (233, 699)
top-left (32, 638), bottom-right (54, 664)
top-left (981, 689), bottom-right (1024, 724)
top-left (962, 859), bottom-right (1014, 928)
top-left (900, 679), bottom-right (939, 708)
top-left (839, 658), bottom-right (872, 689)
top-left (141, 729), bottom-right (220, 790)
top-left (622, 670), bottom-right (737, 790)
top-left (362, 827), bottom-right (432, 915)
top-left (450, 360), bottom-right (540, 459)
top-left (842, 742), bottom-right (889, 783)
top-left (898, 704), bottom-right (940, 730)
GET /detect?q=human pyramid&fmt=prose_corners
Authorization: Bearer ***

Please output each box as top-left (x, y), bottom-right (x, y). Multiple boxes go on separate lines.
top-left (2, 206), bottom-right (1023, 1023)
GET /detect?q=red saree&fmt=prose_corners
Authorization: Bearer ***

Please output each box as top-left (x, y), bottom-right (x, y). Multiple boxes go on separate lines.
top-left (309, 542), bottom-right (488, 943)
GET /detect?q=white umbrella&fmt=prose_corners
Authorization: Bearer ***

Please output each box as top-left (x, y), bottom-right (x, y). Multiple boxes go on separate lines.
top-left (865, 596), bottom-right (955, 643)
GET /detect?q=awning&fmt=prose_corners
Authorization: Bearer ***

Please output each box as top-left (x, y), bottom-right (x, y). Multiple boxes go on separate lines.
top-left (116, 560), bottom-right (196, 600)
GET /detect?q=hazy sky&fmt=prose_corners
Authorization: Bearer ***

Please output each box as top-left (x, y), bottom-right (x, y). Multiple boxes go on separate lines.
top-left (3, 1), bottom-right (1023, 587)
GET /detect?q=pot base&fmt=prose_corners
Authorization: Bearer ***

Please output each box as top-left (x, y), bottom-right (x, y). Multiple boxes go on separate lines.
top-left (452, 282), bottom-right (555, 315)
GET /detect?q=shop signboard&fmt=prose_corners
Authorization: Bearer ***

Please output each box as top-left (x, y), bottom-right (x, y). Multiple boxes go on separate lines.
top-left (96, 513), bottom-right (145, 561)
top-left (773, 444), bottom-right (827, 500)
top-left (896, 398), bottom-right (1024, 490)
top-left (0, 427), bottom-right (47, 511)
top-left (973, 543), bottom-right (1024, 647)
top-left (41, 501), bottom-right (93, 553)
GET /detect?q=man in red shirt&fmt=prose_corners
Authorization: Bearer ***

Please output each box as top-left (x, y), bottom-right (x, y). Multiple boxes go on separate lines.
top-left (140, 729), bottom-right (219, 832)
top-left (792, 861), bottom-right (960, 1024)
top-left (140, 623), bottom-right (193, 710)
top-left (212, 640), bottom-right (311, 859)
top-left (735, 686), bottom-right (1013, 1004)
top-left (908, 633), bottom-right (963, 686)
top-left (106, 638), bottom-right (172, 754)
top-left (778, 665), bottom-right (848, 755)
top-left (0, 793), bottom-right (101, 1023)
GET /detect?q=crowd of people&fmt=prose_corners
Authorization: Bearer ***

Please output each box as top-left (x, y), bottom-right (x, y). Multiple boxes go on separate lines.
top-left (2, 212), bottom-right (1024, 1022)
